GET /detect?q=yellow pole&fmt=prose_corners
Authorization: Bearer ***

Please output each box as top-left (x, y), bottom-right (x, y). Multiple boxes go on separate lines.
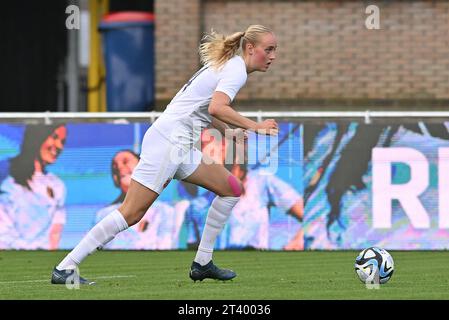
top-left (99, 0), bottom-right (109, 112)
top-left (88, 0), bottom-right (108, 112)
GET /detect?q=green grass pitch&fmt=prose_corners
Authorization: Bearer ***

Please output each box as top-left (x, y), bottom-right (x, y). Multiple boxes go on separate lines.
top-left (1, 250), bottom-right (449, 300)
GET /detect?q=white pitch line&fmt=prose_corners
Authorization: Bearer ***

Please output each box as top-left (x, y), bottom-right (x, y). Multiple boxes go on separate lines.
top-left (0, 275), bottom-right (136, 285)
top-left (91, 275), bottom-right (137, 280)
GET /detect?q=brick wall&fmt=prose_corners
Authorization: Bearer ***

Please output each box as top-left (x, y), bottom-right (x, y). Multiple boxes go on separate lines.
top-left (155, 1), bottom-right (449, 109)
top-left (154, 0), bottom-right (201, 101)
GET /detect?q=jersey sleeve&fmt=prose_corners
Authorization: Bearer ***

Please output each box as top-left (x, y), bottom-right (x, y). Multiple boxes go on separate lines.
top-left (266, 175), bottom-right (303, 212)
top-left (215, 58), bottom-right (247, 102)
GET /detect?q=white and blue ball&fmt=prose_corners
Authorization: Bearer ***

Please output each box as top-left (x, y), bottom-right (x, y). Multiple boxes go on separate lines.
top-left (354, 247), bottom-right (394, 284)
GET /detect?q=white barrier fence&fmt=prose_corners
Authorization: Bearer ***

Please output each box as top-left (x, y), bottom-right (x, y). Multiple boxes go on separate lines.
top-left (1, 110), bottom-right (449, 124)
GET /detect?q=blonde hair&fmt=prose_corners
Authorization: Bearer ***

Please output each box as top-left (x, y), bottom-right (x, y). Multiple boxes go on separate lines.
top-left (199, 24), bottom-right (273, 69)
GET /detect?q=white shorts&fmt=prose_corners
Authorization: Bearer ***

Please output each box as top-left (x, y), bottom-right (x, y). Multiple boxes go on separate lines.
top-left (131, 127), bottom-right (203, 194)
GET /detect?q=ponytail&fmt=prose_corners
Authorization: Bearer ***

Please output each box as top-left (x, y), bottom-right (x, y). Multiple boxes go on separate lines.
top-left (199, 30), bottom-right (245, 69)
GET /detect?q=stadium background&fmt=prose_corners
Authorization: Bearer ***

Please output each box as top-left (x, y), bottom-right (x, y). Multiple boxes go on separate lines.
top-left (1, 0), bottom-right (449, 252)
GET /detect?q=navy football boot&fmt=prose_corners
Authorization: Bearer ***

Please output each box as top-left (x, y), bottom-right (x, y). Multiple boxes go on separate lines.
top-left (189, 261), bottom-right (236, 282)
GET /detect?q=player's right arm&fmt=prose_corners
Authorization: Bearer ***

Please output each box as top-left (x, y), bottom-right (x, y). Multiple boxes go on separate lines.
top-left (209, 92), bottom-right (278, 135)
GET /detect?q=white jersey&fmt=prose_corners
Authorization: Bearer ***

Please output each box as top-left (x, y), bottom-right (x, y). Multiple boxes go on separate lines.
top-left (152, 55), bottom-right (247, 148)
top-left (134, 56), bottom-right (247, 194)
top-left (0, 172), bottom-right (66, 249)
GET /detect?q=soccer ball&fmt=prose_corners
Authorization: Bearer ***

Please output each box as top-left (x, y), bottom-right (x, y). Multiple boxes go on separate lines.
top-left (354, 247), bottom-right (394, 284)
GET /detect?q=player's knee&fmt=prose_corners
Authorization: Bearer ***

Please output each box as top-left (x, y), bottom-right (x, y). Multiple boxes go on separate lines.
top-left (227, 175), bottom-right (243, 197)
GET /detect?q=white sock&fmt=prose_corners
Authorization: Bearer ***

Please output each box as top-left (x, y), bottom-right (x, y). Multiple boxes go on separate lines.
top-left (56, 209), bottom-right (128, 270)
top-left (194, 196), bottom-right (239, 266)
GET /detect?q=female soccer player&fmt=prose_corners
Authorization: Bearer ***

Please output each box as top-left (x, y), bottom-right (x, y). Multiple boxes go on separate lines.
top-left (51, 24), bottom-right (278, 285)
